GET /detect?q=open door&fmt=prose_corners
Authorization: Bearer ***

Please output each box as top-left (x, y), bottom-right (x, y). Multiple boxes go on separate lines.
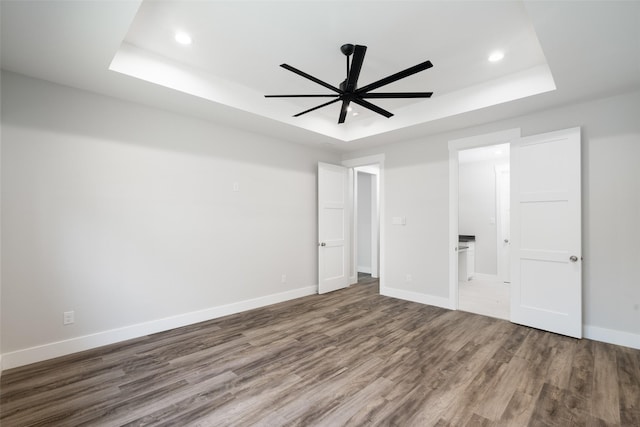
top-left (318, 162), bottom-right (349, 294)
top-left (510, 127), bottom-right (582, 338)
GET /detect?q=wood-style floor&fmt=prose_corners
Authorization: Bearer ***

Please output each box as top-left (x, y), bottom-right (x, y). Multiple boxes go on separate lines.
top-left (2, 276), bottom-right (639, 426)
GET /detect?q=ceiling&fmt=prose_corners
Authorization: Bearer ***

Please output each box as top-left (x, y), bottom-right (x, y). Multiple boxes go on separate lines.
top-left (2, 1), bottom-right (639, 152)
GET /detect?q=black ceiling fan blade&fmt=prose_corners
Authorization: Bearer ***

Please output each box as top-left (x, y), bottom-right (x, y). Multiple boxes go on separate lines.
top-left (338, 99), bottom-right (351, 124)
top-left (265, 94), bottom-right (340, 98)
top-left (293, 98), bottom-right (342, 117)
top-left (280, 64), bottom-right (342, 94)
top-left (360, 92), bottom-right (433, 99)
top-left (345, 45), bottom-right (367, 92)
top-left (356, 60), bottom-right (433, 94)
top-left (351, 97), bottom-right (394, 118)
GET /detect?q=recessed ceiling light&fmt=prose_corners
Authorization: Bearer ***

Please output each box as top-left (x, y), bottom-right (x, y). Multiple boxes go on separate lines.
top-left (352, 112), bottom-right (359, 117)
top-left (175, 32), bottom-right (192, 45)
top-left (347, 106), bottom-right (353, 112)
top-left (488, 51), bottom-right (504, 62)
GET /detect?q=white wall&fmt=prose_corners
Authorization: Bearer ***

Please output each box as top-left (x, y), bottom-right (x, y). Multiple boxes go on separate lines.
top-left (0, 62), bottom-right (3, 373)
top-left (370, 141), bottom-right (451, 300)
top-left (0, 72), bottom-right (340, 367)
top-left (459, 158), bottom-right (507, 275)
top-left (357, 172), bottom-right (372, 273)
top-left (345, 89), bottom-right (640, 347)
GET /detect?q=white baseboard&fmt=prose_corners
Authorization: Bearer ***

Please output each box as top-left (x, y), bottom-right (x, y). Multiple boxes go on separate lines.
top-left (471, 273), bottom-right (500, 281)
top-left (1, 286), bottom-right (317, 371)
top-left (380, 286), bottom-right (453, 310)
top-left (357, 266), bottom-right (372, 274)
top-left (584, 325), bottom-right (640, 350)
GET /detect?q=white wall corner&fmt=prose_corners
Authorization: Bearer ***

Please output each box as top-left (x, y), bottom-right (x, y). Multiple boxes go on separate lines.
top-left (583, 325), bottom-right (640, 350)
top-left (1, 285), bottom-right (316, 371)
top-left (380, 286), bottom-right (454, 310)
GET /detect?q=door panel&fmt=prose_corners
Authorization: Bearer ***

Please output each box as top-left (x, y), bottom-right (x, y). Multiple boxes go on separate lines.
top-left (510, 128), bottom-right (582, 338)
top-left (318, 162), bottom-right (349, 294)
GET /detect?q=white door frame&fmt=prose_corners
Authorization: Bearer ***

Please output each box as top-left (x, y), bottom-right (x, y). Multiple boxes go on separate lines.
top-left (343, 154), bottom-right (385, 290)
top-left (495, 163), bottom-right (511, 283)
top-left (448, 129), bottom-right (521, 309)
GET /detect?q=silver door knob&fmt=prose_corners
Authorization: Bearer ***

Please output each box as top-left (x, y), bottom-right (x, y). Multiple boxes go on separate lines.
top-left (504, 239), bottom-right (509, 243)
top-left (570, 255), bottom-right (578, 262)
top-left (320, 242), bottom-right (326, 247)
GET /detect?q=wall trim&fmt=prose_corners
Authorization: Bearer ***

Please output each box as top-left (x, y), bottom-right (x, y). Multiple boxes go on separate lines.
top-left (472, 273), bottom-right (500, 281)
top-left (1, 285), bottom-right (317, 371)
top-left (357, 266), bottom-right (372, 274)
top-left (381, 286), bottom-right (453, 310)
top-left (584, 325), bottom-right (640, 350)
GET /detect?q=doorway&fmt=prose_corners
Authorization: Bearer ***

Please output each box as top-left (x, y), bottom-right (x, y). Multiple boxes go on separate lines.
top-left (448, 127), bottom-right (582, 337)
top-left (447, 128), bottom-right (521, 316)
top-left (318, 155), bottom-right (384, 293)
top-left (355, 166), bottom-right (379, 283)
top-left (457, 143), bottom-right (510, 319)
top-left (342, 155), bottom-right (385, 290)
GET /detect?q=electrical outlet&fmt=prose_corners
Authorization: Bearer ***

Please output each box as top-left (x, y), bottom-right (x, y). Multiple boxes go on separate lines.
top-left (63, 311), bottom-right (75, 325)
top-left (232, 182), bottom-right (240, 192)
top-left (405, 274), bottom-right (413, 283)
top-left (281, 274), bottom-right (287, 284)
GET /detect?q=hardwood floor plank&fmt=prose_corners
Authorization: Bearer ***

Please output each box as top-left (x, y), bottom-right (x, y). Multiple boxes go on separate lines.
top-left (513, 330), bottom-right (556, 398)
top-left (499, 389), bottom-right (538, 426)
top-left (615, 346), bottom-right (640, 426)
top-left (529, 382), bottom-right (589, 426)
top-left (1, 368), bottom-right (124, 418)
top-left (474, 355), bottom-right (530, 421)
top-left (591, 342), bottom-right (621, 424)
top-left (2, 278), bottom-right (639, 426)
top-left (313, 376), bottom-right (393, 426)
top-left (568, 338), bottom-right (596, 400)
top-left (545, 334), bottom-right (577, 390)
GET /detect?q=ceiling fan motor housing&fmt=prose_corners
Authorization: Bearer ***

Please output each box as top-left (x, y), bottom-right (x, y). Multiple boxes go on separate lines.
top-left (341, 44), bottom-right (355, 56)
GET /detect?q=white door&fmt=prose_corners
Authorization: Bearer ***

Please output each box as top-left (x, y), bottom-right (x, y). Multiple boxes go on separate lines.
top-left (510, 127), bottom-right (582, 338)
top-left (496, 165), bottom-right (511, 283)
top-left (318, 162), bottom-right (349, 294)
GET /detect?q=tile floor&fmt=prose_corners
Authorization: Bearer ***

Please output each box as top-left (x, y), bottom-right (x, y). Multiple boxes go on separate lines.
top-left (459, 276), bottom-right (510, 320)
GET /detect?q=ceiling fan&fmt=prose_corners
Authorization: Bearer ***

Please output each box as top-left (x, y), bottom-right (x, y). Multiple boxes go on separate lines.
top-left (265, 44), bottom-right (433, 124)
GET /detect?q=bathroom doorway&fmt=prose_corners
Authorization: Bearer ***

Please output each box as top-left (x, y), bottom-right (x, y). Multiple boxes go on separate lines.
top-left (456, 143), bottom-right (511, 320)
